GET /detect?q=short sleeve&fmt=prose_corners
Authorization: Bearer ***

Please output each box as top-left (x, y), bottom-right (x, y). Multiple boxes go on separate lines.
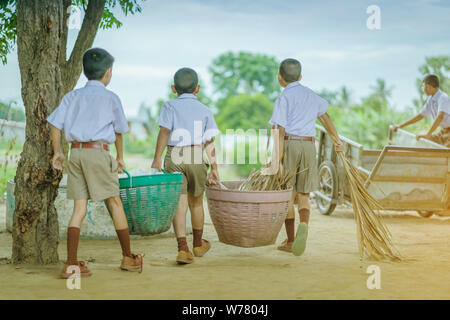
top-left (420, 100), bottom-right (432, 117)
top-left (47, 94), bottom-right (69, 130)
top-left (111, 95), bottom-right (129, 134)
top-left (316, 94), bottom-right (329, 117)
top-left (158, 102), bottom-right (174, 130)
top-left (269, 95), bottom-right (288, 128)
top-left (203, 111), bottom-right (220, 142)
top-left (438, 95), bottom-right (450, 115)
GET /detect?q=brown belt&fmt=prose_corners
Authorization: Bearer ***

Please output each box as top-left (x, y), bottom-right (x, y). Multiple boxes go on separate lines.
top-left (71, 142), bottom-right (109, 151)
top-left (284, 135), bottom-right (314, 141)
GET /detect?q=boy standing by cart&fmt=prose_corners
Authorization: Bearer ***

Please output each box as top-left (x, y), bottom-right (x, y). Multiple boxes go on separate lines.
top-left (151, 67), bottom-right (220, 264)
top-left (48, 48), bottom-right (143, 278)
top-left (267, 58), bottom-right (343, 256)
top-left (392, 74), bottom-right (450, 148)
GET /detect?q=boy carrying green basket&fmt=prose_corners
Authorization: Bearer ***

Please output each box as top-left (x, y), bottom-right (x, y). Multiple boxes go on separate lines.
top-left (47, 48), bottom-right (143, 278)
top-left (151, 68), bottom-right (220, 264)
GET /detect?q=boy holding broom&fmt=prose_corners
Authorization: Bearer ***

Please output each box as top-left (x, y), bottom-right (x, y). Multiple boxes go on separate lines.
top-left (266, 58), bottom-right (344, 256)
top-left (392, 74), bottom-right (450, 147)
top-left (48, 48), bottom-right (143, 278)
top-left (151, 67), bottom-right (220, 264)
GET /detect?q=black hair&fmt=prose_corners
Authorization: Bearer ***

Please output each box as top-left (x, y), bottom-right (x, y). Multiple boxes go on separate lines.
top-left (82, 48), bottom-right (115, 80)
top-left (279, 58), bottom-right (302, 83)
top-left (174, 68), bottom-right (199, 94)
top-left (423, 74), bottom-right (440, 88)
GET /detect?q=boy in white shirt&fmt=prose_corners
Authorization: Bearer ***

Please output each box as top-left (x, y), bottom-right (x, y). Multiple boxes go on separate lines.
top-left (269, 58), bottom-right (343, 256)
top-left (48, 48), bottom-right (143, 278)
top-left (393, 74), bottom-right (450, 147)
top-left (151, 68), bottom-right (220, 264)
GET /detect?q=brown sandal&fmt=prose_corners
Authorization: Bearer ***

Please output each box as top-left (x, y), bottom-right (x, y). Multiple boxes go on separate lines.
top-left (277, 239), bottom-right (293, 253)
top-left (176, 250), bottom-right (194, 265)
top-left (193, 239), bottom-right (211, 257)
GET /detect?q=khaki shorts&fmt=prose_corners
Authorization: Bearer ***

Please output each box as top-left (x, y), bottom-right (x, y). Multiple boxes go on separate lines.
top-left (283, 139), bottom-right (318, 193)
top-left (67, 148), bottom-right (119, 201)
top-left (430, 128), bottom-right (450, 148)
top-left (164, 146), bottom-right (208, 197)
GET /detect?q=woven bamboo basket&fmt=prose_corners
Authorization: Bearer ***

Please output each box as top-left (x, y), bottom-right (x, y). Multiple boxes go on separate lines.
top-left (206, 181), bottom-right (293, 248)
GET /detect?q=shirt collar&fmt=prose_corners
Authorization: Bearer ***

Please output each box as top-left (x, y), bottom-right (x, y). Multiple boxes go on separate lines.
top-left (284, 81), bottom-right (301, 91)
top-left (86, 80), bottom-right (106, 88)
top-left (431, 89), bottom-right (442, 101)
top-left (177, 93), bottom-right (198, 100)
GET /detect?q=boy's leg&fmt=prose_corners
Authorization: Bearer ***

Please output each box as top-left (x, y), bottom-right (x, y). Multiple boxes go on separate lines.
top-left (278, 191), bottom-right (297, 252)
top-left (188, 192), bottom-right (211, 257)
top-left (173, 194), bottom-right (194, 264)
top-left (105, 195), bottom-right (144, 272)
top-left (60, 199), bottom-right (92, 279)
top-left (105, 196), bottom-right (130, 256)
top-left (67, 199), bottom-right (88, 264)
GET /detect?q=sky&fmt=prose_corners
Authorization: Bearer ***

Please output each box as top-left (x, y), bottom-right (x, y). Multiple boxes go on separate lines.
top-left (0, 0), bottom-right (449, 117)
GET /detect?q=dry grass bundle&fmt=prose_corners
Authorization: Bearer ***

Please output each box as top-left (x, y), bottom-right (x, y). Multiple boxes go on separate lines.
top-left (237, 165), bottom-right (306, 191)
top-left (326, 130), bottom-right (402, 261)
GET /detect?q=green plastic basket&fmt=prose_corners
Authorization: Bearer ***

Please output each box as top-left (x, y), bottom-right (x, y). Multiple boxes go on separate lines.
top-left (119, 169), bottom-right (183, 235)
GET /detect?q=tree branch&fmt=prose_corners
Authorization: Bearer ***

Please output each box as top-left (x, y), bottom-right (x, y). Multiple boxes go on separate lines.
top-left (61, 0), bottom-right (106, 92)
top-left (59, 0), bottom-right (71, 69)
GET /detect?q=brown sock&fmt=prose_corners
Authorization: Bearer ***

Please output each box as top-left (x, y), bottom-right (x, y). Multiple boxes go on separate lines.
top-left (116, 228), bottom-right (132, 257)
top-left (193, 229), bottom-right (203, 248)
top-left (285, 219), bottom-right (295, 242)
top-left (299, 208), bottom-right (310, 224)
top-left (177, 237), bottom-right (189, 252)
top-left (67, 227), bottom-right (80, 265)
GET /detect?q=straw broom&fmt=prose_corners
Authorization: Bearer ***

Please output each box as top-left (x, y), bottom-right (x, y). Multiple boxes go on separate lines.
top-left (321, 119), bottom-right (402, 261)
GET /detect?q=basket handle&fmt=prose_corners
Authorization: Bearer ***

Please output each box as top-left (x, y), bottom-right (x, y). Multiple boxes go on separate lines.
top-left (122, 169), bottom-right (133, 188)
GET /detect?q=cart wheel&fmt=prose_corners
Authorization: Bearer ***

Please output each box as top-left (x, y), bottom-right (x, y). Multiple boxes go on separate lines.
top-left (316, 161), bottom-right (339, 215)
top-left (417, 211), bottom-right (433, 218)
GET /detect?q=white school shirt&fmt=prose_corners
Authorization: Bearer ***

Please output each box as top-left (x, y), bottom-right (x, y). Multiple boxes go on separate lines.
top-left (158, 94), bottom-right (220, 146)
top-left (47, 80), bottom-right (129, 144)
top-left (269, 82), bottom-right (328, 137)
top-left (419, 89), bottom-right (450, 129)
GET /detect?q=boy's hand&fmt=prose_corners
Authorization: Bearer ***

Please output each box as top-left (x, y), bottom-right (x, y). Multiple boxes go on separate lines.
top-left (391, 124), bottom-right (401, 132)
top-left (52, 152), bottom-right (65, 171)
top-left (151, 158), bottom-right (162, 172)
top-left (116, 158), bottom-right (126, 173)
top-left (207, 168), bottom-right (220, 185)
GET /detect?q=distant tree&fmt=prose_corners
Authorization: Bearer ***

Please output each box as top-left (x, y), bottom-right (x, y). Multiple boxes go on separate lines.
top-left (209, 51), bottom-right (281, 109)
top-left (370, 78), bottom-right (393, 104)
top-left (339, 86), bottom-right (352, 109)
top-left (317, 89), bottom-right (339, 106)
top-left (215, 93), bottom-right (272, 131)
top-left (0, 100), bottom-right (25, 122)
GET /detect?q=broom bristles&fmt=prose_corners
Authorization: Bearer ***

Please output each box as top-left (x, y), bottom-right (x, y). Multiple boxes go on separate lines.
top-left (328, 132), bottom-right (402, 261)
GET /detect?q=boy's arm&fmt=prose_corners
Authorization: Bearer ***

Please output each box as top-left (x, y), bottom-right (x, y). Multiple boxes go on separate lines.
top-left (151, 126), bottom-right (171, 171)
top-left (114, 133), bottom-right (125, 173)
top-left (260, 125), bottom-right (285, 175)
top-left (318, 112), bottom-right (344, 153)
top-left (50, 124), bottom-right (65, 171)
top-left (392, 114), bottom-right (424, 132)
top-left (416, 111), bottom-right (444, 141)
top-left (205, 138), bottom-right (219, 184)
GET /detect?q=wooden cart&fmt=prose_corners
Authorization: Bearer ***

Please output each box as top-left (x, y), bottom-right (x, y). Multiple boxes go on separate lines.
top-left (314, 125), bottom-right (450, 218)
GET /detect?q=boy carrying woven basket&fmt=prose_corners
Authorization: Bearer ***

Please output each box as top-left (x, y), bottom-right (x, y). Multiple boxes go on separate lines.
top-left (265, 58), bottom-right (344, 256)
top-left (151, 68), bottom-right (220, 264)
top-left (47, 48), bottom-right (143, 278)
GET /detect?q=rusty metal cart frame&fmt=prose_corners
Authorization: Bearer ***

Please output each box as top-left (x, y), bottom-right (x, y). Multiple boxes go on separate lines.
top-left (314, 125), bottom-right (450, 218)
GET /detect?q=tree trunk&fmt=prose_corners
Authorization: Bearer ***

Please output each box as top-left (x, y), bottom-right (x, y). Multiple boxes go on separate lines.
top-left (12, 0), bottom-right (106, 264)
top-left (12, 0), bottom-right (65, 264)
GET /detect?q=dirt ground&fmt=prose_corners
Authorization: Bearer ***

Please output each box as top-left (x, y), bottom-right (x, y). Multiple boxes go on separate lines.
top-left (0, 201), bottom-right (449, 300)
